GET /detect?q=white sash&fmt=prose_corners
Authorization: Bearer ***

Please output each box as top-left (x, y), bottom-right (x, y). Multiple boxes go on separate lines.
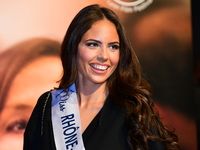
top-left (51, 83), bottom-right (85, 150)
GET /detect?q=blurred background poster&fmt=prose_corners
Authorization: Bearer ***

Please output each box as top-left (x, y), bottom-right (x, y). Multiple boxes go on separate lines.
top-left (0, 0), bottom-right (198, 150)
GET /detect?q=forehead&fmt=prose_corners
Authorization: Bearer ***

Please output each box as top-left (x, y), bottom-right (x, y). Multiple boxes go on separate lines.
top-left (91, 19), bottom-right (116, 30)
top-left (81, 19), bottom-right (119, 40)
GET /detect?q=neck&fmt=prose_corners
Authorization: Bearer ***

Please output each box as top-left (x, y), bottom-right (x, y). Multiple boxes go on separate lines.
top-left (76, 80), bottom-right (108, 107)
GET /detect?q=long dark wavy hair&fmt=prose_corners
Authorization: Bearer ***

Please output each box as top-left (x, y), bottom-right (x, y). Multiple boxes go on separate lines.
top-left (59, 4), bottom-right (179, 150)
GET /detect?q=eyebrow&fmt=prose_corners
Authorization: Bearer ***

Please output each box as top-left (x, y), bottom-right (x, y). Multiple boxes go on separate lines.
top-left (108, 42), bottom-right (120, 45)
top-left (15, 104), bottom-right (32, 110)
top-left (85, 39), bottom-right (120, 45)
top-left (5, 104), bottom-right (33, 110)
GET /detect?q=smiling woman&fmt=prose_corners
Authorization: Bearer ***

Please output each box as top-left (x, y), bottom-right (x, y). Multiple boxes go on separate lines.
top-left (0, 38), bottom-right (62, 150)
top-left (24, 4), bottom-right (179, 150)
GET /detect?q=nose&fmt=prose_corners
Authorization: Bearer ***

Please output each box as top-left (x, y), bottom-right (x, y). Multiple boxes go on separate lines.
top-left (97, 48), bottom-right (108, 63)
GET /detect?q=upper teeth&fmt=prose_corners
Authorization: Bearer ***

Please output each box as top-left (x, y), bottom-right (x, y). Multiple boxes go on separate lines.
top-left (90, 64), bottom-right (109, 70)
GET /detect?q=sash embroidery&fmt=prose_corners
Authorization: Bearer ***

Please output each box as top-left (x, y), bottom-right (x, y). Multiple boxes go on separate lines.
top-left (51, 83), bottom-right (85, 150)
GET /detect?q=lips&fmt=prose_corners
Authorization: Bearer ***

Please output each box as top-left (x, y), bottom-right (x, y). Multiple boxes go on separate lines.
top-left (89, 64), bottom-right (110, 71)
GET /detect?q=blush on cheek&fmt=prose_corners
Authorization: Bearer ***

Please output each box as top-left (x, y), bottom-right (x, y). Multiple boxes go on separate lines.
top-left (111, 55), bottom-right (120, 65)
top-left (78, 47), bottom-right (88, 58)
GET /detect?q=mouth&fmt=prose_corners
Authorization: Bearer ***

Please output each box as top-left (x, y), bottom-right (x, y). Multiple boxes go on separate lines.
top-left (89, 64), bottom-right (110, 71)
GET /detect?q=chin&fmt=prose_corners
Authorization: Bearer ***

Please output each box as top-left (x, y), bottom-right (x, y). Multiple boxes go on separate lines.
top-left (90, 78), bottom-right (107, 84)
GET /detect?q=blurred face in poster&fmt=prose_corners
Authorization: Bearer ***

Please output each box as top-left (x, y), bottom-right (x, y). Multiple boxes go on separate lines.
top-left (0, 38), bottom-right (62, 150)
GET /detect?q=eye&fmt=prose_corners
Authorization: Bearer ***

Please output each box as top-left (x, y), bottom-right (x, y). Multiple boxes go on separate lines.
top-left (86, 42), bottom-right (99, 47)
top-left (109, 44), bottom-right (120, 50)
top-left (6, 119), bottom-right (27, 134)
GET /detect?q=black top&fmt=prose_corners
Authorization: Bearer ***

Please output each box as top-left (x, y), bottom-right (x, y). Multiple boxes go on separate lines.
top-left (23, 91), bottom-right (166, 150)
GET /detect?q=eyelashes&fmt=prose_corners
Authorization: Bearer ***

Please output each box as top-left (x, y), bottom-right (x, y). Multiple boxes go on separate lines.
top-left (86, 42), bottom-right (119, 50)
top-left (86, 42), bottom-right (99, 47)
top-left (109, 45), bottom-right (119, 50)
top-left (6, 119), bottom-right (27, 134)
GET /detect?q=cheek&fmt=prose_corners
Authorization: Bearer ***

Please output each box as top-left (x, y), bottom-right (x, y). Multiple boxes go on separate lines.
top-left (77, 49), bottom-right (91, 74)
top-left (77, 48), bottom-right (94, 63)
top-left (0, 135), bottom-right (23, 150)
top-left (110, 53), bottom-right (120, 66)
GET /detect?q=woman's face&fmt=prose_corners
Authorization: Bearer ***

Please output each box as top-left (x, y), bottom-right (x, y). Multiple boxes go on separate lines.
top-left (77, 19), bottom-right (120, 84)
top-left (0, 56), bottom-right (62, 150)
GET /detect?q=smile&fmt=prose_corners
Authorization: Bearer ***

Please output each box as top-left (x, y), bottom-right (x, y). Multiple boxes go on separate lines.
top-left (90, 64), bottom-right (110, 71)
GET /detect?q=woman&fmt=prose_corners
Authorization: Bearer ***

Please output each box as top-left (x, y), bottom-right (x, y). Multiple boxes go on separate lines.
top-left (24, 4), bottom-right (179, 150)
top-left (0, 37), bottom-right (62, 150)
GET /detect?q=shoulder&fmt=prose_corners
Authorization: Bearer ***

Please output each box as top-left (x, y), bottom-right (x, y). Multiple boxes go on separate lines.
top-left (23, 91), bottom-right (52, 149)
top-left (34, 91), bottom-right (52, 110)
top-left (25, 90), bottom-right (53, 130)
top-left (38, 91), bottom-right (52, 103)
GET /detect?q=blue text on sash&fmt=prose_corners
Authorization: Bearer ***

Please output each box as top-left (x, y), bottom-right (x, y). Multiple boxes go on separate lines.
top-left (61, 114), bottom-right (79, 150)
